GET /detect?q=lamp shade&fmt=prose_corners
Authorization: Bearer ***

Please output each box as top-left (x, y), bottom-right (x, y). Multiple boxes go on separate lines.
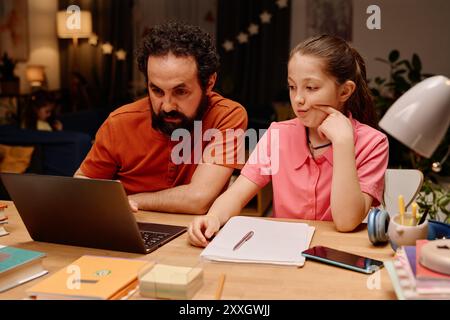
top-left (379, 75), bottom-right (450, 158)
top-left (57, 10), bottom-right (92, 39)
top-left (26, 65), bottom-right (45, 86)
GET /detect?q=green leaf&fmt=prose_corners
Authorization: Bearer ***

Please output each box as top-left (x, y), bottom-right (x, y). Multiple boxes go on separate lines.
top-left (396, 60), bottom-right (412, 71)
top-left (375, 77), bottom-right (386, 85)
top-left (371, 88), bottom-right (380, 96)
top-left (412, 54), bottom-right (422, 72)
top-left (438, 196), bottom-right (450, 208)
top-left (389, 50), bottom-right (400, 63)
top-left (375, 58), bottom-right (390, 64)
top-left (408, 70), bottom-right (421, 83)
top-left (393, 69), bottom-right (406, 76)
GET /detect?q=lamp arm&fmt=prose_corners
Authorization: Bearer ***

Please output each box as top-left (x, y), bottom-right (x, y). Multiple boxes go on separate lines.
top-left (432, 145), bottom-right (450, 173)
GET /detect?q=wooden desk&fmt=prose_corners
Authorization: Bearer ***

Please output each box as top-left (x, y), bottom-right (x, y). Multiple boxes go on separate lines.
top-left (0, 201), bottom-right (397, 300)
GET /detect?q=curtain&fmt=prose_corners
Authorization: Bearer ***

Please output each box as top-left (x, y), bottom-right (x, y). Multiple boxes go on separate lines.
top-left (59, 0), bottom-right (134, 112)
top-left (216, 0), bottom-right (291, 129)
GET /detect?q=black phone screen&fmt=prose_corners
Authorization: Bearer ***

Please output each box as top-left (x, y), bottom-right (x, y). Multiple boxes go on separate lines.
top-left (302, 246), bottom-right (384, 273)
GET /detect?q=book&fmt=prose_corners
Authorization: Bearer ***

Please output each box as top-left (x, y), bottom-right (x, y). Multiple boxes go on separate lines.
top-left (0, 204), bottom-right (8, 236)
top-left (384, 248), bottom-right (450, 300)
top-left (27, 255), bottom-right (150, 300)
top-left (200, 216), bottom-right (315, 267)
top-left (403, 246), bottom-right (416, 276)
top-left (139, 264), bottom-right (203, 299)
top-left (0, 245), bottom-right (48, 293)
top-left (415, 240), bottom-right (450, 294)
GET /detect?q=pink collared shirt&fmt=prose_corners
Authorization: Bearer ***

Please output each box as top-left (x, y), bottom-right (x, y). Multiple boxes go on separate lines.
top-left (241, 117), bottom-right (389, 221)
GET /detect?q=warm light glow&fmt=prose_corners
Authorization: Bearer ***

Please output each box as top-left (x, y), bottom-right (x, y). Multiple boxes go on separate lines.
top-left (88, 34), bottom-right (98, 46)
top-left (101, 43), bottom-right (113, 55)
top-left (26, 65), bottom-right (46, 87)
top-left (56, 10), bottom-right (92, 39)
top-left (115, 49), bottom-right (127, 60)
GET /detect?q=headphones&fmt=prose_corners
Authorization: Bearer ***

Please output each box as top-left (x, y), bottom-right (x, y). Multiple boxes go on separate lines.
top-left (367, 208), bottom-right (390, 245)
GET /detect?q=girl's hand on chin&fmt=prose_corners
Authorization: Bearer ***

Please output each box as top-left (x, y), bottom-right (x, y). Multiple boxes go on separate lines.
top-left (313, 105), bottom-right (353, 145)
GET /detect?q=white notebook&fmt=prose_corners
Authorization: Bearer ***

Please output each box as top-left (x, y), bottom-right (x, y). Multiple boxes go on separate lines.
top-left (200, 216), bottom-right (315, 267)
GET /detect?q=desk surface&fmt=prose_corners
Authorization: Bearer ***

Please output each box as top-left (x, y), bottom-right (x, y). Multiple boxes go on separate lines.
top-left (0, 202), bottom-right (396, 300)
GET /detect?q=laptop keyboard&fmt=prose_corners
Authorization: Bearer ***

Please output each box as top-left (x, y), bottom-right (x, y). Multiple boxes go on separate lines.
top-left (140, 231), bottom-right (171, 249)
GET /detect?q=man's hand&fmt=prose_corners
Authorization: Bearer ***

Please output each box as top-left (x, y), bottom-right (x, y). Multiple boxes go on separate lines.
top-left (129, 199), bottom-right (138, 212)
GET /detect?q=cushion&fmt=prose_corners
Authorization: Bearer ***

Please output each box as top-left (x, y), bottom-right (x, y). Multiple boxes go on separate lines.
top-left (0, 144), bottom-right (35, 173)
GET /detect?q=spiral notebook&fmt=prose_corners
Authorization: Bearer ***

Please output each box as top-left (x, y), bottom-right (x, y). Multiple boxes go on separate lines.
top-left (200, 216), bottom-right (315, 267)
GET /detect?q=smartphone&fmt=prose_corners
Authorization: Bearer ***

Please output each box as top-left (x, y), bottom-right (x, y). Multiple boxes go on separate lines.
top-left (302, 246), bottom-right (384, 274)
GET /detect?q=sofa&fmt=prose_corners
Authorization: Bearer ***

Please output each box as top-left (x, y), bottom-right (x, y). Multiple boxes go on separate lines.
top-left (0, 125), bottom-right (94, 200)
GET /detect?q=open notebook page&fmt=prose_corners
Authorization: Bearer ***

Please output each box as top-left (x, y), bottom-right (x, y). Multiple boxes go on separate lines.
top-left (200, 216), bottom-right (315, 266)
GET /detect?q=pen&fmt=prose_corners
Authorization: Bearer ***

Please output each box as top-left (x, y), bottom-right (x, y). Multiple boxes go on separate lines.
top-left (411, 202), bottom-right (418, 226)
top-left (233, 231), bottom-right (254, 251)
top-left (398, 195), bottom-right (405, 225)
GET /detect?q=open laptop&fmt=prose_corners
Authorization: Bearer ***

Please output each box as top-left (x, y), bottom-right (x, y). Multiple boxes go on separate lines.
top-left (0, 173), bottom-right (187, 254)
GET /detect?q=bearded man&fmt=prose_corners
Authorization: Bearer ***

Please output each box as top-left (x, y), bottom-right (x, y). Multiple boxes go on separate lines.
top-left (75, 22), bottom-right (247, 214)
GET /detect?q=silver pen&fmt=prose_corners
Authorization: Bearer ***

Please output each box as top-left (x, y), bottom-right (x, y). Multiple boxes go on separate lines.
top-left (233, 231), bottom-right (254, 251)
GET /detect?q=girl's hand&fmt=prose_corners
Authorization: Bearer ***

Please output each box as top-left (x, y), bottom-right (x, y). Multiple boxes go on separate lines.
top-left (188, 215), bottom-right (221, 247)
top-left (52, 120), bottom-right (63, 131)
top-left (313, 105), bottom-right (354, 145)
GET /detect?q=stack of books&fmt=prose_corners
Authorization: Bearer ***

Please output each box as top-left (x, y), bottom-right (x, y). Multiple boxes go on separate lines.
top-left (385, 240), bottom-right (450, 299)
top-left (0, 246), bottom-right (48, 292)
top-left (0, 203), bottom-right (8, 236)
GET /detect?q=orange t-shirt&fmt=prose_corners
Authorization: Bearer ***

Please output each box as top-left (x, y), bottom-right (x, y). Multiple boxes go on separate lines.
top-left (80, 92), bottom-right (248, 194)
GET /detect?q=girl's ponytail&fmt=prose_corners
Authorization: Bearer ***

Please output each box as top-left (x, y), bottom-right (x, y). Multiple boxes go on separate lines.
top-left (348, 48), bottom-right (377, 128)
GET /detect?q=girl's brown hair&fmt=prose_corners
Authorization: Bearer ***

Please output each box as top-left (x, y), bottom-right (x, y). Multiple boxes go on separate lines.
top-left (290, 35), bottom-right (377, 128)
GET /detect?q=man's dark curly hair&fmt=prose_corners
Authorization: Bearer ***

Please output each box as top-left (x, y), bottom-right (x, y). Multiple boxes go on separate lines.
top-left (136, 21), bottom-right (220, 90)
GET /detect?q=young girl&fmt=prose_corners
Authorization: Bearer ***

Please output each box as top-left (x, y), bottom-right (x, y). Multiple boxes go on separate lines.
top-left (188, 35), bottom-right (389, 247)
top-left (22, 90), bottom-right (63, 132)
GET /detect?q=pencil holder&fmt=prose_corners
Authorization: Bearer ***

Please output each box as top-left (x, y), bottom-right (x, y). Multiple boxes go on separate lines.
top-left (387, 213), bottom-right (428, 251)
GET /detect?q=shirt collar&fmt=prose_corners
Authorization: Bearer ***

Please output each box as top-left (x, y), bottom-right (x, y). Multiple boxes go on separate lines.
top-left (292, 119), bottom-right (310, 169)
top-left (293, 113), bottom-right (359, 169)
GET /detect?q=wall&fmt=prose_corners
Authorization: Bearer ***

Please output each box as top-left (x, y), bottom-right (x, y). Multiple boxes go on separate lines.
top-left (131, 0), bottom-right (217, 94)
top-left (290, 0), bottom-right (450, 79)
top-left (16, 0), bottom-right (60, 93)
top-left (14, 1), bottom-right (450, 93)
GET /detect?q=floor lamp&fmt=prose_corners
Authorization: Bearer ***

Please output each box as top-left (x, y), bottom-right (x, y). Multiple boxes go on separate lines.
top-left (57, 10), bottom-right (92, 69)
top-left (56, 10), bottom-right (92, 111)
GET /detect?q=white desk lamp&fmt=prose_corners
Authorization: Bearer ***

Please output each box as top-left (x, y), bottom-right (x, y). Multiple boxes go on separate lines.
top-left (379, 75), bottom-right (450, 170)
top-left (369, 76), bottom-right (450, 246)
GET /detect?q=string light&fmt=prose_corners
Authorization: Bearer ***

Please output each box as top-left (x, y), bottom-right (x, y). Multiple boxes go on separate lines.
top-left (221, 0), bottom-right (288, 53)
top-left (89, 32), bottom-right (127, 60)
top-left (101, 42), bottom-right (113, 55)
top-left (115, 49), bottom-right (127, 61)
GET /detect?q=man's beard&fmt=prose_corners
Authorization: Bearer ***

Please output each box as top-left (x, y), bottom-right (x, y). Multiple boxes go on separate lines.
top-left (151, 93), bottom-right (209, 137)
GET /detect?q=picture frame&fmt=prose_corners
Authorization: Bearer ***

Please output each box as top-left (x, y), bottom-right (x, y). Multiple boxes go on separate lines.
top-left (0, 0), bottom-right (29, 61)
top-left (306, 0), bottom-right (353, 41)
